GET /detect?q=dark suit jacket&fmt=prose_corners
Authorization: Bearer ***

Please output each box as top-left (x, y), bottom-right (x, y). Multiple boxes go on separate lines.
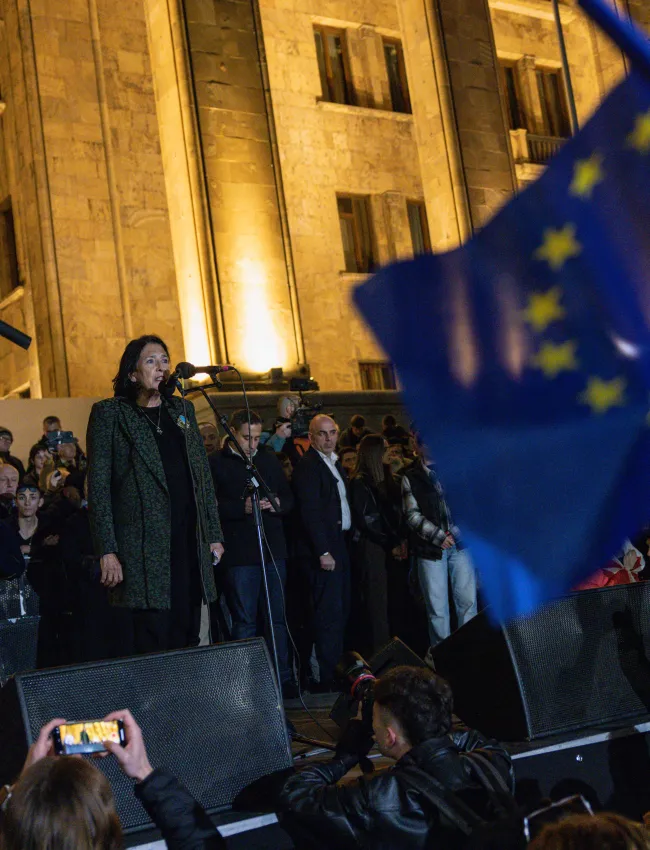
top-left (209, 443), bottom-right (294, 567)
top-left (86, 395), bottom-right (222, 609)
top-left (291, 447), bottom-right (349, 570)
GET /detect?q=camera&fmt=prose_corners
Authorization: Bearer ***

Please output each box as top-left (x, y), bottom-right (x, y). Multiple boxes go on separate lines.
top-left (44, 430), bottom-right (75, 452)
top-left (335, 651), bottom-right (377, 729)
top-left (287, 377), bottom-right (322, 437)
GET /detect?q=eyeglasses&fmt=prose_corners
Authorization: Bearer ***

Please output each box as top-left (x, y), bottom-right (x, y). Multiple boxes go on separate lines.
top-left (524, 795), bottom-right (594, 843)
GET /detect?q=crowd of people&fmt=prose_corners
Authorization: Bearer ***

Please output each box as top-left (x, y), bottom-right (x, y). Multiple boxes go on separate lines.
top-left (2, 333), bottom-right (650, 848)
top-left (0, 335), bottom-right (488, 695)
top-left (0, 333), bottom-right (647, 692)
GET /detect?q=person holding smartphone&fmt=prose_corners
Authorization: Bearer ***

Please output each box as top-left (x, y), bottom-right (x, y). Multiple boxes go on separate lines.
top-left (0, 711), bottom-right (224, 849)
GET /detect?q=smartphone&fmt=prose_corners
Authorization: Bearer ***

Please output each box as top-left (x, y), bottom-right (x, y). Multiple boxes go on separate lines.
top-left (52, 719), bottom-right (126, 755)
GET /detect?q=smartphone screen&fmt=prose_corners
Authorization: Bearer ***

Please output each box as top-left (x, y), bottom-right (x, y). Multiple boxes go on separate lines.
top-left (52, 720), bottom-right (125, 755)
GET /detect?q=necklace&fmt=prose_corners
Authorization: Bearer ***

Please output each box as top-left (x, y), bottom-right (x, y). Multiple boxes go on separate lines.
top-left (141, 403), bottom-right (163, 435)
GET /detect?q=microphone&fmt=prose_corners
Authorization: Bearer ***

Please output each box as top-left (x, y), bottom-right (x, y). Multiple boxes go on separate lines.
top-left (175, 362), bottom-right (234, 380)
top-left (158, 371), bottom-right (181, 398)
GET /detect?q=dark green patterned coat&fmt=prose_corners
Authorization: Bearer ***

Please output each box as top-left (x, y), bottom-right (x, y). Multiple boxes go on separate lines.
top-left (86, 395), bottom-right (222, 609)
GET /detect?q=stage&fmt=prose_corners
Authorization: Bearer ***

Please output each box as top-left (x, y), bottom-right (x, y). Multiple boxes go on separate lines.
top-left (126, 693), bottom-right (650, 848)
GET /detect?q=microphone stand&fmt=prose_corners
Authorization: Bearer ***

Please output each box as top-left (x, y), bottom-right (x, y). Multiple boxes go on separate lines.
top-left (181, 380), bottom-right (283, 693)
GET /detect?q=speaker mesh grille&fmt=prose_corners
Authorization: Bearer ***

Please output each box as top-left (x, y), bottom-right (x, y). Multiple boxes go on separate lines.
top-left (0, 577), bottom-right (39, 619)
top-left (506, 583), bottom-right (650, 737)
top-left (16, 640), bottom-right (291, 831)
top-left (0, 617), bottom-right (39, 685)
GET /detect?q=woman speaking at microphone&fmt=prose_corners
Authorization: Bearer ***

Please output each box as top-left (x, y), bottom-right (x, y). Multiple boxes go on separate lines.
top-left (86, 335), bottom-right (224, 654)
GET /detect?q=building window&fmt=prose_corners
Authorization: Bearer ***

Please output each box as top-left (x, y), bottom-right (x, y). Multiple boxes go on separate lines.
top-left (359, 361), bottom-right (397, 391)
top-left (407, 201), bottom-right (431, 255)
top-left (536, 68), bottom-right (570, 138)
top-left (383, 39), bottom-right (411, 114)
top-left (0, 199), bottom-right (19, 301)
top-left (337, 195), bottom-right (376, 273)
top-left (498, 62), bottom-right (525, 130)
top-left (314, 27), bottom-right (355, 105)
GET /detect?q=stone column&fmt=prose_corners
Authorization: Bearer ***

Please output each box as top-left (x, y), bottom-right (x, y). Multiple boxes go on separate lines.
top-left (432, 0), bottom-right (517, 229)
top-left (0, 0), bottom-right (185, 397)
top-left (183, 0), bottom-right (304, 375)
top-left (517, 54), bottom-right (541, 135)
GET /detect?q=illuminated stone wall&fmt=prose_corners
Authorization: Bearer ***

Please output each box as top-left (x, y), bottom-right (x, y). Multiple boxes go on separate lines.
top-left (0, 0), bottom-right (647, 397)
top-left (0, 0), bottom-right (183, 398)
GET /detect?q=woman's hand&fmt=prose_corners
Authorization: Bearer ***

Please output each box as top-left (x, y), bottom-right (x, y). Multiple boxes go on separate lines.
top-left (21, 717), bottom-right (66, 777)
top-left (102, 709), bottom-right (153, 783)
top-left (210, 542), bottom-right (224, 565)
top-left (100, 553), bottom-right (123, 587)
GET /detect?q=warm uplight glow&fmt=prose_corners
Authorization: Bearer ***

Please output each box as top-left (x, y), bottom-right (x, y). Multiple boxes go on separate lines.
top-left (184, 280), bottom-right (211, 365)
top-left (237, 257), bottom-right (287, 373)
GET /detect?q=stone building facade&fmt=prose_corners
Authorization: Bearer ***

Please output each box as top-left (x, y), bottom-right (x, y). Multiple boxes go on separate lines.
top-left (0, 0), bottom-right (644, 398)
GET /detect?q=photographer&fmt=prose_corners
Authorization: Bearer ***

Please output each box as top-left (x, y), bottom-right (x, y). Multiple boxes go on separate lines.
top-left (0, 711), bottom-right (224, 849)
top-left (273, 666), bottom-right (513, 850)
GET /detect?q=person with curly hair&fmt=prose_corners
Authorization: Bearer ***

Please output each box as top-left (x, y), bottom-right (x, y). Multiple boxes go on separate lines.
top-left (530, 812), bottom-right (650, 850)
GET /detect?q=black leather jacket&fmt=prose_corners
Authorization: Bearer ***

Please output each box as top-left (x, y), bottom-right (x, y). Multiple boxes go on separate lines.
top-left (135, 769), bottom-right (224, 849)
top-left (349, 474), bottom-right (403, 551)
top-left (275, 728), bottom-right (514, 850)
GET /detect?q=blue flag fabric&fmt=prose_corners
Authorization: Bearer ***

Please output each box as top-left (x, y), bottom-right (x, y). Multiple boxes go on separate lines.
top-left (354, 70), bottom-right (650, 622)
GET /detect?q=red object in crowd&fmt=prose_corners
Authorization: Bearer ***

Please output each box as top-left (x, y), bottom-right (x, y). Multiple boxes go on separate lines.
top-left (574, 549), bottom-right (644, 591)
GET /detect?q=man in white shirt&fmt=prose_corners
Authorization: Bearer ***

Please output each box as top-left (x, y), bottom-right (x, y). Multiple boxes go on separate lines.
top-left (292, 415), bottom-right (352, 691)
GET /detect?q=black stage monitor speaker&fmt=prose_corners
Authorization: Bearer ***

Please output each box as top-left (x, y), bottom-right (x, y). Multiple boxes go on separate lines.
top-left (0, 616), bottom-right (39, 686)
top-left (0, 638), bottom-right (292, 835)
top-left (431, 583), bottom-right (650, 741)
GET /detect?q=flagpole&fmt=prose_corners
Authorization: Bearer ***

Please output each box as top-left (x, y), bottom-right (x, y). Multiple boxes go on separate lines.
top-left (578, 0), bottom-right (650, 77)
top-left (552, 0), bottom-right (580, 135)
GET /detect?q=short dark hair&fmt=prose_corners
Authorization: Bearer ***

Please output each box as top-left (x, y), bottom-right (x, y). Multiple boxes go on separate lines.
top-left (351, 414), bottom-right (366, 428)
top-left (0, 427), bottom-right (13, 440)
top-left (113, 335), bottom-right (170, 400)
top-left (229, 409), bottom-right (263, 431)
top-left (17, 483), bottom-right (42, 496)
top-left (42, 416), bottom-right (61, 428)
top-left (382, 414), bottom-right (397, 428)
top-left (339, 446), bottom-right (357, 458)
top-left (374, 666), bottom-right (453, 746)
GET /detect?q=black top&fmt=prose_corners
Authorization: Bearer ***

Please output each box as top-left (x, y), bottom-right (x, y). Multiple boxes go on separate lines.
top-left (138, 404), bottom-right (194, 524)
top-left (137, 402), bottom-right (201, 607)
top-left (209, 443), bottom-right (294, 567)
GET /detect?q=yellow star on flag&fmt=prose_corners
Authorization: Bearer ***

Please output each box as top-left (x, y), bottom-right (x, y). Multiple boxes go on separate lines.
top-left (531, 340), bottom-right (578, 378)
top-left (569, 153), bottom-right (604, 199)
top-left (579, 376), bottom-right (626, 414)
top-left (522, 286), bottom-right (566, 333)
top-left (627, 109), bottom-right (650, 154)
top-left (535, 224), bottom-right (582, 271)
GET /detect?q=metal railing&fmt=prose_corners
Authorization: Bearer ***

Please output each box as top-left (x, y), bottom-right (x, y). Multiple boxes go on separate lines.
top-left (527, 134), bottom-right (567, 164)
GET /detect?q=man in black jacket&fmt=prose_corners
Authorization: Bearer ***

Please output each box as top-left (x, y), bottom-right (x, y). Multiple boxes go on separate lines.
top-left (292, 414), bottom-right (351, 691)
top-left (210, 410), bottom-right (295, 693)
top-left (274, 666), bottom-right (513, 850)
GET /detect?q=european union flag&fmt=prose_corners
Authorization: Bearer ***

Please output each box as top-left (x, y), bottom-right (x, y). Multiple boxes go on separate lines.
top-left (354, 69), bottom-right (650, 622)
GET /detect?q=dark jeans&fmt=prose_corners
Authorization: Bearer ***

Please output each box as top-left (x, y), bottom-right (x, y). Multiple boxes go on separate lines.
top-left (222, 560), bottom-right (291, 684)
top-left (305, 554), bottom-right (351, 686)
